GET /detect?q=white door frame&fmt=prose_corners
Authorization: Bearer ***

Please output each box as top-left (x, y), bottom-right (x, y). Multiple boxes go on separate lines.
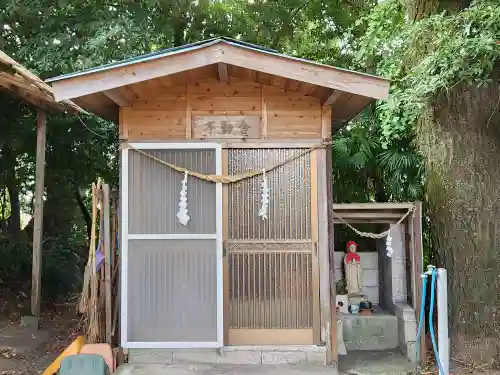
top-left (120, 142), bottom-right (223, 349)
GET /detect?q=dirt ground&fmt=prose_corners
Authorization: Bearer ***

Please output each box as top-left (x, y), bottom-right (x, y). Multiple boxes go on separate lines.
top-left (0, 290), bottom-right (80, 375)
top-left (0, 289), bottom-right (497, 375)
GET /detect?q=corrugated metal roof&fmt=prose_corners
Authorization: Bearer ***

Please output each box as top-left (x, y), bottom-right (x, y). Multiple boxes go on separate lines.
top-left (46, 36), bottom-right (386, 83)
top-left (46, 37), bottom-right (277, 83)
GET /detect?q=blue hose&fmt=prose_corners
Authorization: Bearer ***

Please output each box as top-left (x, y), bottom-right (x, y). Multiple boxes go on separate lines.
top-left (414, 274), bottom-right (428, 372)
top-left (429, 268), bottom-right (445, 375)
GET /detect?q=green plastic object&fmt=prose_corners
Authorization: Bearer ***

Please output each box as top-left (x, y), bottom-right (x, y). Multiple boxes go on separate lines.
top-left (57, 354), bottom-right (109, 375)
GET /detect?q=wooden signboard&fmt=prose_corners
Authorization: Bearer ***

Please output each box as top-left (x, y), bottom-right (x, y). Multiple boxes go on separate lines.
top-left (192, 116), bottom-right (260, 139)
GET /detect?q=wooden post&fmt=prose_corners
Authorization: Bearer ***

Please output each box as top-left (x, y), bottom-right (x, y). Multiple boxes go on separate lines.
top-left (222, 150), bottom-right (229, 345)
top-left (103, 184), bottom-right (112, 344)
top-left (310, 150), bottom-right (321, 345)
top-left (31, 109), bottom-right (47, 318)
top-left (326, 147), bottom-right (338, 364)
top-left (317, 148), bottom-right (334, 363)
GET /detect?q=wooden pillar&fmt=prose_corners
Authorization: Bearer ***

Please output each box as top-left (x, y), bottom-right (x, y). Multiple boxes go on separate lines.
top-left (319, 104), bottom-right (336, 364)
top-left (31, 109), bottom-right (47, 318)
top-left (325, 143), bottom-right (337, 364)
top-left (317, 148), bottom-right (334, 363)
top-left (410, 201), bottom-right (426, 363)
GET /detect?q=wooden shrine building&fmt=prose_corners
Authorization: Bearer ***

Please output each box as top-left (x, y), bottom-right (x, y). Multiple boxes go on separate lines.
top-left (47, 37), bottom-right (391, 364)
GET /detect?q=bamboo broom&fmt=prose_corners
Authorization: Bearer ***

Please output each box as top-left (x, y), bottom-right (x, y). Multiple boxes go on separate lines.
top-left (78, 183), bottom-right (96, 313)
top-left (78, 179), bottom-right (103, 314)
top-left (87, 181), bottom-right (101, 342)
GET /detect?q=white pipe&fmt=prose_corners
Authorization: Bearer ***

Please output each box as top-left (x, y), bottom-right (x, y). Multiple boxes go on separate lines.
top-left (437, 268), bottom-right (449, 375)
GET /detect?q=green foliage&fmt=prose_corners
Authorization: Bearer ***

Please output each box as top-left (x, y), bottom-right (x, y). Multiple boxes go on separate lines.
top-left (356, 0), bottom-right (500, 147)
top-left (0, 0), bottom-right (496, 309)
top-left (332, 110), bottom-right (423, 203)
top-left (0, 233), bottom-right (84, 298)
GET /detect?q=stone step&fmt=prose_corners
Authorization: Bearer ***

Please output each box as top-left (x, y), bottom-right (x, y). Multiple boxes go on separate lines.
top-left (340, 313), bottom-right (399, 351)
top-left (116, 363), bottom-right (339, 375)
top-left (129, 346), bottom-right (327, 365)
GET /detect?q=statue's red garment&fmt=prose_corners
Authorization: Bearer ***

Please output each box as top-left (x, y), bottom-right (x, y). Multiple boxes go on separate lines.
top-left (345, 252), bottom-right (360, 263)
top-left (345, 240), bottom-right (361, 262)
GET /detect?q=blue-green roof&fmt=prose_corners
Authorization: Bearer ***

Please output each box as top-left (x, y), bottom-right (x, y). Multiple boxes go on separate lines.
top-left (46, 37), bottom-right (277, 83)
top-left (46, 36), bottom-right (386, 84)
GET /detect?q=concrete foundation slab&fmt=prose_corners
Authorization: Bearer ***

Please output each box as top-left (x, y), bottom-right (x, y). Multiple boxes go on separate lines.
top-left (129, 349), bottom-right (173, 364)
top-left (115, 364), bottom-right (339, 375)
top-left (261, 351), bottom-right (307, 365)
top-left (129, 346), bottom-right (326, 366)
top-left (338, 350), bottom-right (413, 375)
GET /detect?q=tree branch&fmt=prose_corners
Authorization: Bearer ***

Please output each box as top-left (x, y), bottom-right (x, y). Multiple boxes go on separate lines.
top-left (74, 186), bottom-right (91, 241)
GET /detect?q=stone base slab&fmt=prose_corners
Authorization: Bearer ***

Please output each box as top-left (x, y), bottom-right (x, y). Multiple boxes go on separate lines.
top-left (129, 346), bottom-right (327, 365)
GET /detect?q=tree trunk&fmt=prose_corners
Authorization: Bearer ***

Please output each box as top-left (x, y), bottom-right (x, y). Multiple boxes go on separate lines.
top-left (406, 0), bottom-right (498, 364)
top-left (406, 0), bottom-right (439, 22)
top-left (6, 177), bottom-right (21, 237)
top-left (405, 0), bottom-right (471, 21)
top-left (418, 65), bottom-right (500, 364)
top-left (75, 187), bottom-right (91, 240)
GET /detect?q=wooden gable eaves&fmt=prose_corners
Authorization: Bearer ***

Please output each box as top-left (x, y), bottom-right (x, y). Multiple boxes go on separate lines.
top-left (48, 40), bottom-right (390, 103)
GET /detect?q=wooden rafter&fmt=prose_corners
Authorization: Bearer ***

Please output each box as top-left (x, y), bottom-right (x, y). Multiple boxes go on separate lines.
top-left (103, 88), bottom-right (131, 107)
top-left (217, 62), bottom-right (229, 82)
top-left (322, 90), bottom-right (343, 106)
top-left (332, 203), bottom-right (415, 223)
top-left (0, 49), bottom-right (85, 114)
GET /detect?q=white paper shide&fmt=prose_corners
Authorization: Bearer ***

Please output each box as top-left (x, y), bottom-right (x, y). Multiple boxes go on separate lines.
top-left (258, 169), bottom-right (269, 220)
top-left (177, 171), bottom-right (190, 226)
top-left (385, 229), bottom-right (393, 258)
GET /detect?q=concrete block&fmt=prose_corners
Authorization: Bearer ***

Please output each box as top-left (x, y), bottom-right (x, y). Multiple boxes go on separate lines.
top-left (306, 350), bottom-right (326, 365)
top-left (394, 304), bottom-right (416, 322)
top-left (360, 252), bottom-right (378, 269)
top-left (392, 277), bottom-right (407, 301)
top-left (398, 319), bottom-right (406, 348)
top-left (406, 341), bottom-right (418, 363)
top-left (403, 320), bottom-right (417, 342)
top-left (172, 350), bottom-right (218, 364)
top-left (363, 269), bottom-right (379, 287)
top-left (362, 286), bottom-right (379, 304)
top-left (217, 350), bottom-right (261, 364)
top-left (345, 336), bottom-right (397, 351)
top-left (128, 349), bottom-right (173, 364)
top-left (341, 314), bottom-right (398, 351)
top-left (262, 351), bottom-right (307, 364)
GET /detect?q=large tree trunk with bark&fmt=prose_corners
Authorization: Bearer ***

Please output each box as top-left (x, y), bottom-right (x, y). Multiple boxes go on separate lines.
top-left (406, 0), bottom-right (500, 365)
top-left (418, 67), bottom-right (500, 364)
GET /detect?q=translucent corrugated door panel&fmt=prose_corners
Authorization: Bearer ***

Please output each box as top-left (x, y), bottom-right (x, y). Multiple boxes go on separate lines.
top-left (127, 239), bottom-right (218, 343)
top-left (227, 149), bottom-right (313, 332)
top-left (126, 148), bottom-right (218, 343)
top-left (128, 149), bottom-right (216, 234)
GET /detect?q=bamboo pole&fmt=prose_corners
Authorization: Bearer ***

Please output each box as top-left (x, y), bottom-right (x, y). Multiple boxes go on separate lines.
top-left (103, 184), bottom-right (112, 344)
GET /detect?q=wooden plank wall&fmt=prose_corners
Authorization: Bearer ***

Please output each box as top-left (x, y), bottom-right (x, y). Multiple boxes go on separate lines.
top-left (120, 78), bottom-right (323, 141)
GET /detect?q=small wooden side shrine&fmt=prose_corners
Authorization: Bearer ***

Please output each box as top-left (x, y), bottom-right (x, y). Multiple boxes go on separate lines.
top-left (47, 37), bottom-right (390, 364)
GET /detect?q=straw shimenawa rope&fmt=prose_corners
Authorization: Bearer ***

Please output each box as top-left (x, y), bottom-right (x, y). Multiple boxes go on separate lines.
top-left (123, 138), bottom-right (332, 184)
top-left (331, 206), bottom-right (415, 239)
top-left (123, 140), bottom-right (414, 239)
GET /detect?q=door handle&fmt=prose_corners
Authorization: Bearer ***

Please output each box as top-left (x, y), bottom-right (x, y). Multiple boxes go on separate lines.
top-left (313, 242), bottom-right (317, 257)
